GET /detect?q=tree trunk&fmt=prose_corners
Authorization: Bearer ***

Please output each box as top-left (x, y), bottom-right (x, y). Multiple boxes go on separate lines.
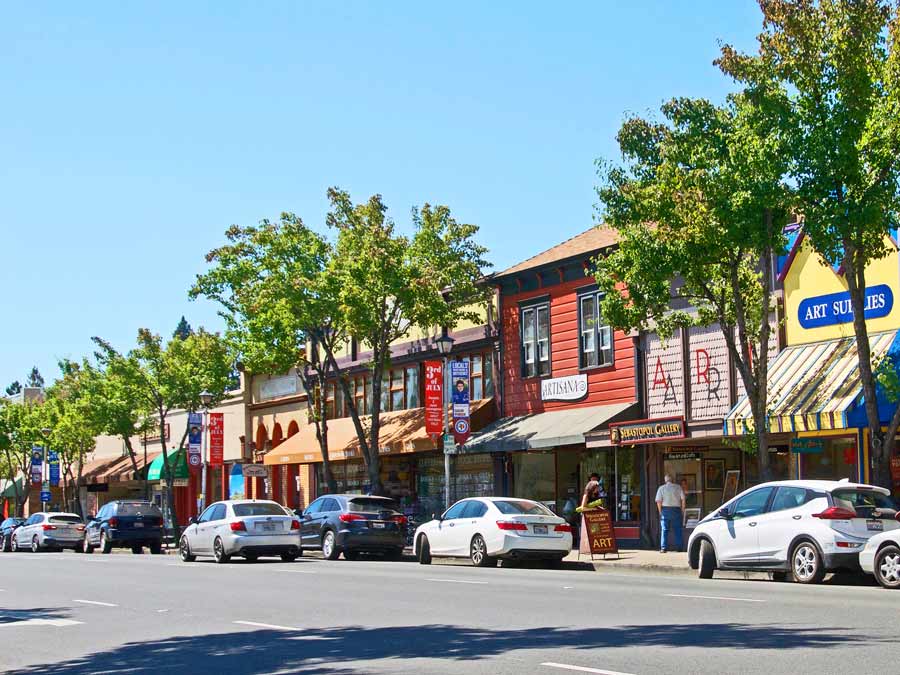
top-left (300, 359), bottom-right (336, 495)
top-left (123, 436), bottom-right (140, 479)
top-left (752, 222), bottom-right (775, 483)
top-left (157, 414), bottom-right (181, 544)
top-left (366, 357), bottom-right (385, 496)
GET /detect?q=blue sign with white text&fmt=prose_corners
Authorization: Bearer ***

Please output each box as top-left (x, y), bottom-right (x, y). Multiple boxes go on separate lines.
top-left (798, 284), bottom-right (893, 329)
top-left (40, 491), bottom-right (52, 503)
top-left (48, 451), bottom-right (60, 486)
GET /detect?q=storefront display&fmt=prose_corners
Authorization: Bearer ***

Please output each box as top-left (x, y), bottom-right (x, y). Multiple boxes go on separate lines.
top-left (513, 452), bottom-right (556, 510)
top-left (799, 436), bottom-right (858, 481)
top-left (662, 447), bottom-right (742, 519)
top-left (453, 453), bottom-right (494, 501)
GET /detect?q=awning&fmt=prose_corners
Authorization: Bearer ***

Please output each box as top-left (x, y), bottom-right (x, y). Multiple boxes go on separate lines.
top-left (147, 449), bottom-right (190, 481)
top-left (80, 451), bottom-right (161, 484)
top-left (461, 402), bottom-right (635, 454)
top-left (264, 398), bottom-right (496, 465)
top-left (724, 330), bottom-right (900, 435)
top-left (0, 477), bottom-right (25, 499)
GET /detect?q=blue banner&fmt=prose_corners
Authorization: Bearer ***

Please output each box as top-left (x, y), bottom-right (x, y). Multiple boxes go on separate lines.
top-left (48, 451), bottom-right (60, 486)
top-left (30, 445), bottom-right (42, 484)
top-left (798, 284), bottom-right (893, 329)
top-left (450, 360), bottom-right (471, 444)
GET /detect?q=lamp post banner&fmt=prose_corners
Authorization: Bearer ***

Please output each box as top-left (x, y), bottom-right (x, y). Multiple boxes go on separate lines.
top-left (425, 360), bottom-right (443, 436)
top-left (30, 446), bottom-right (42, 484)
top-left (208, 413), bottom-right (224, 467)
top-left (48, 451), bottom-right (60, 486)
top-left (450, 360), bottom-right (470, 445)
top-left (188, 412), bottom-right (203, 471)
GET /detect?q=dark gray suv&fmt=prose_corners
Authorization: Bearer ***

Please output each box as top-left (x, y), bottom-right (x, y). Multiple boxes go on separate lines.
top-left (299, 495), bottom-right (406, 560)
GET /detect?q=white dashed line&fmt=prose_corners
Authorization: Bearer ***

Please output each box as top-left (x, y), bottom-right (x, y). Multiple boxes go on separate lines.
top-left (424, 578), bottom-right (489, 585)
top-left (542, 663), bottom-right (636, 675)
top-left (73, 599), bottom-right (118, 607)
top-left (273, 569), bottom-right (317, 575)
top-left (665, 593), bottom-right (764, 603)
top-left (234, 620), bottom-right (300, 631)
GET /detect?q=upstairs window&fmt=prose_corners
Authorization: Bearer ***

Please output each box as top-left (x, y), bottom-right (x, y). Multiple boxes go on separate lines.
top-left (579, 292), bottom-right (613, 369)
top-left (521, 303), bottom-right (550, 378)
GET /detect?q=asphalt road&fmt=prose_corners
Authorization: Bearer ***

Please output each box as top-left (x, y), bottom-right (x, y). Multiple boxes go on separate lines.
top-left (1, 549), bottom-right (899, 675)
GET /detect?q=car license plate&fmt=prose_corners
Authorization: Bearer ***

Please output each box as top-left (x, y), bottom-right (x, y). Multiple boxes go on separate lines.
top-left (867, 519), bottom-right (884, 531)
top-left (133, 522), bottom-right (144, 528)
top-left (258, 522), bottom-right (277, 532)
top-left (533, 525), bottom-right (548, 535)
top-left (372, 522), bottom-right (385, 529)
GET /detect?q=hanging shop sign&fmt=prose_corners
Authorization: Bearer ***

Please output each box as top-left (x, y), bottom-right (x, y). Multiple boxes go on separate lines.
top-left (48, 451), bottom-right (60, 486)
top-left (578, 508), bottom-right (618, 556)
top-left (664, 449), bottom-right (701, 461)
top-left (242, 464), bottom-right (268, 478)
top-left (30, 446), bottom-right (42, 484)
top-left (187, 412), bottom-right (202, 470)
top-left (540, 374), bottom-right (588, 402)
top-left (609, 417), bottom-right (686, 445)
top-left (208, 413), bottom-right (224, 468)
top-left (450, 360), bottom-right (471, 445)
top-left (791, 438), bottom-right (824, 454)
top-left (424, 360), bottom-right (443, 436)
top-left (797, 285), bottom-right (893, 329)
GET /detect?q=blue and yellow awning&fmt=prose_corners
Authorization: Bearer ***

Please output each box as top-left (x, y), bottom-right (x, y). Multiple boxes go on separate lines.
top-left (724, 331), bottom-right (899, 436)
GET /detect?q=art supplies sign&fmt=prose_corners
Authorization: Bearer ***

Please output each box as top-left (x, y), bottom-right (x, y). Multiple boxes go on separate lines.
top-left (450, 360), bottom-right (471, 445)
top-left (579, 508), bottom-right (618, 556)
top-left (208, 413), bottom-right (224, 467)
top-left (424, 360), bottom-right (443, 436)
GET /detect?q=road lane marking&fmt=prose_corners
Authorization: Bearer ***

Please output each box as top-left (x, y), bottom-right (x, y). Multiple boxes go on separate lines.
top-left (0, 618), bottom-right (84, 628)
top-left (274, 569), bottom-right (317, 575)
top-left (234, 620), bottom-right (300, 632)
top-left (424, 578), bottom-right (489, 585)
top-left (73, 599), bottom-right (118, 607)
top-left (542, 663), bottom-right (636, 675)
top-left (665, 593), bottom-right (764, 603)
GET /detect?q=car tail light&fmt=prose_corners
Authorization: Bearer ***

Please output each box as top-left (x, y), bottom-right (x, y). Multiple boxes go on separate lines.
top-left (812, 507), bottom-right (857, 520)
top-left (230, 521), bottom-right (247, 532)
top-left (41, 524), bottom-right (57, 531)
top-left (496, 520), bottom-right (528, 531)
top-left (392, 515), bottom-right (408, 526)
top-left (339, 513), bottom-right (366, 523)
top-left (76, 525), bottom-right (85, 532)
top-left (290, 520), bottom-right (300, 530)
top-left (554, 524), bottom-right (573, 533)
top-left (836, 541), bottom-right (862, 548)
top-left (109, 517), bottom-right (119, 528)
top-left (895, 512), bottom-right (900, 522)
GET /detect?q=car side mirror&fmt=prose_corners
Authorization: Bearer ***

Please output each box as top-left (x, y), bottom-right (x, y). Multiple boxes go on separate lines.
top-left (188, 517), bottom-right (197, 525)
top-left (716, 508), bottom-right (732, 520)
top-left (433, 512), bottom-right (442, 521)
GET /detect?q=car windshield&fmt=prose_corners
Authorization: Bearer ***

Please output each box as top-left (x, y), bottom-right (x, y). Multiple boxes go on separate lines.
top-left (348, 498), bottom-right (399, 514)
top-left (233, 503), bottom-right (289, 517)
top-left (49, 515), bottom-right (82, 524)
top-left (832, 489), bottom-right (895, 517)
top-left (117, 503), bottom-right (162, 516)
top-left (493, 500), bottom-right (554, 516)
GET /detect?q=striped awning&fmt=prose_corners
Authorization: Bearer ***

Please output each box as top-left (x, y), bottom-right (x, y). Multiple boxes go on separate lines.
top-left (724, 330), bottom-right (899, 435)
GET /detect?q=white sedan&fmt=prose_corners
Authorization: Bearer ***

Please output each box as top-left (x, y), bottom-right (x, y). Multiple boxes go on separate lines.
top-left (860, 517), bottom-right (900, 589)
top-left (413, 497), bottom-right (573, 567)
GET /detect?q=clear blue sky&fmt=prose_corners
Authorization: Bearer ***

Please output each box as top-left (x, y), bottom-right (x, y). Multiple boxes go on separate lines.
top-left (0, 2), bottom-right (761, 389)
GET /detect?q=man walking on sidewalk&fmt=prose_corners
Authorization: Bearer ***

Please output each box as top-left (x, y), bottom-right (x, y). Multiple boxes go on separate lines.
top-left (655, 474), bottom-right (685, 553)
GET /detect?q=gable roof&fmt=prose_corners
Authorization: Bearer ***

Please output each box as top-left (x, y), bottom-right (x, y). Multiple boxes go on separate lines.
top-left (495, 226), bottom-right (619, 279)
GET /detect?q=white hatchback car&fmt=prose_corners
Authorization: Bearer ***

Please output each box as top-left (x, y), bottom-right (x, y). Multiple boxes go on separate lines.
top-left (688, 480), bottom-right (898, 584)
top-left (180, 500), bottom-right (301, 564)
top-left (413, 497), bottom-right (573, 568)
top-left (859, 522), bottom-right (900, 589)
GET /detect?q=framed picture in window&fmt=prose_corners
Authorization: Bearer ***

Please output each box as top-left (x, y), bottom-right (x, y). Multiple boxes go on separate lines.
top-left (704, 459), bottom-right (725, 491)
top-left (723, 469), bottom-right (741, 502)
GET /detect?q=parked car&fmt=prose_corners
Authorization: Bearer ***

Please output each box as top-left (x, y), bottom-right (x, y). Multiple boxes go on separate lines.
top-left (300, 494), bottom-right (407, 561)
top-left (859, 517), bottom-right (900, 589)
top-left (180, 499), bottom-right (301, 563)
top-left (83, 500), bottom-right (164, 554)
top-left (0, 517), bottom-right (25, 552)
top-left (688, 480), bottom-right (899, 584)
top-left (413, 497), bottom-right (573, 568)
top-left (11, 512), bottom-right (84, 552)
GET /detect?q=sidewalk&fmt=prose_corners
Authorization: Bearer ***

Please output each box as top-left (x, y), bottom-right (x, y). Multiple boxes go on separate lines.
top-left (562, 548), bottom-right (770, 580)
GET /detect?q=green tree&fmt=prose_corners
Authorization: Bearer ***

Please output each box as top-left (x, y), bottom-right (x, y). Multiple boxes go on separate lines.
top-left (0, 399), bottom-right (45, 515)
top-left (26, 366), bottom-right (44, 389)
top-left (326, 189), bottom-right (490, 494)
top-left (596, 86), bottom-right (793, 480)
top-left (720, 0), bottom-right (900, 487)
top-left (5, 381), bottom-right (21, 396)
top-left (173, 316), bottom-right (193, 341)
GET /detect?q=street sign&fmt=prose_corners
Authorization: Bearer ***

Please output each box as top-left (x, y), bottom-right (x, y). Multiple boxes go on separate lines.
top-left (242, 464), bottom-right (268, 478)
top-left (208, 413), bottom-right (224, 467)
top-left (443, 434), bottom-right (457, 455)
top-left (40, 491), bottom-right (52, 503)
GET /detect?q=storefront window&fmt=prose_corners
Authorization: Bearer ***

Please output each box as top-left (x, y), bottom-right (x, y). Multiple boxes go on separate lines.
top-left (471, 355), bottom-right (484, 401)
top-left (662, 448), bottom-right (743, 519)
top-left (391, 370), bottom-right (404, 411)
top-left (513, 452), bottom-right (556, 510)
top-left (416, 455), bottom-right (446, 520)
top-left (576, 447), bottom-right (640, 523)
top-left (521, 304), bottom-right (550, 377)
top-left (405, 365), bottom-right (420, 408)
top-left (802, 437), bottom-right (858, 481)
top-left (453, 453), bottom-right (494, 501)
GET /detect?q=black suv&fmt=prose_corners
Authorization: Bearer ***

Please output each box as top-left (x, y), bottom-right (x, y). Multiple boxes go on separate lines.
top-left (299, 495), bottom-right (406, 560)
top-left (0, 517), bottom-right (24, 552)
top-left (83, 500), bottom-right (164, 554)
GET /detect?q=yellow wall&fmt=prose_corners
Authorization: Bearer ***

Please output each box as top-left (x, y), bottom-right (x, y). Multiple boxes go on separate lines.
top-left (784, 234), bottom-right (900, 345)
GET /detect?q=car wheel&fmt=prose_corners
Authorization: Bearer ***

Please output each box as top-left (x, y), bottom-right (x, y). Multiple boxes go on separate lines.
top-left (244, 553), bottom-right (258, 563)
top-left (698, 540), bottom-right (716, 579)
top-left (83, 537), bottom-right (94, 554)
top-left (418, 535), bottom-right (432, 565)
top-left (149, 542), bottom-right (163, 555)
top-left (31, 536), bottom-right (41, 553)
top-left (470, 535), bottom-right (496, 567)
top-left (0, 534), bottom-right (6, 552)
top-left (131, 545), bottom-right (143, 555)
top-left (322, 530), bottom-right (340, 561)
top-left (179, 536), bottom-right (196, 562)
top-left (792, 541), bottom-right (825, 584)
top-left (100, 531), bottom-right (112, 554)
top-left (12, 534), bottom-right (19, 551)
top-left (874, 544), bottom-right (900, 590)
top-left (213, 537), bottom-right (231, 564)
top-left (280, 552), bottom-right (299, 562)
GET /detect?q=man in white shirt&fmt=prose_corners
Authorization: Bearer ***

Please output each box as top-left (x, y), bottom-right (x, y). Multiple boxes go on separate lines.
top-left (655, 474), bottom-right (686, 553)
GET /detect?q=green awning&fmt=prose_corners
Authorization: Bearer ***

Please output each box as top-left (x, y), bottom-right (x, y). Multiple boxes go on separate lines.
top-left (0, 478), bottom-right (25, 499)
top-left (147, 449), bottom-right (189, 481)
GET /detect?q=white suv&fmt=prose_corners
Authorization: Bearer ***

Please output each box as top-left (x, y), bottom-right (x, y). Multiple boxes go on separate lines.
top-left (687, 480), bottom-right (898, 584)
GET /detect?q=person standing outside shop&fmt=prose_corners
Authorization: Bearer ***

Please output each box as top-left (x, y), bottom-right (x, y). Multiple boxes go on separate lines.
top-left (655, 474), bottom-right (685, 553)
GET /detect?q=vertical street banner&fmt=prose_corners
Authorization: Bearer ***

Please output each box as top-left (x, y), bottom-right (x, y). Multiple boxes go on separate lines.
top-left (30, 445), bottom-right (43, 484)
top-left (208, 413), bottom-right (224, 467)
top-left (48, 450), bottom-right (60, 486)
top-left (187, 412), bottom-right (203, 471)
top-left (424, 360), bottom-right (443, 437)
top-left (450, 360), bottom-right (471, 445)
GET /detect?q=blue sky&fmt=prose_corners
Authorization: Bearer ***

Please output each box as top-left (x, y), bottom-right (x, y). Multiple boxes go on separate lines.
top-left (0, 2), bottom-right (761, 388)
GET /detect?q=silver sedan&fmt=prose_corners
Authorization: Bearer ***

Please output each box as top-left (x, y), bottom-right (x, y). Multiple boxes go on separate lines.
top-left (12, 512), bottom-right (84, 552)
top-left (179, 499), bottom-right (302, 563)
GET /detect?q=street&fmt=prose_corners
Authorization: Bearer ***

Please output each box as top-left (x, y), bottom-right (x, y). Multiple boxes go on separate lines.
top-left (1, 552), bottom-right (899, 675)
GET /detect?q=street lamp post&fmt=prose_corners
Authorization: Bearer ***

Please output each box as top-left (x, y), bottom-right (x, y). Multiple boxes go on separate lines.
top-left (40, 427), bottom-right (51, 512)
top-left (435, 332), bottom-right (455, 511)
top-left (198, 390), bottom-right (213, 513)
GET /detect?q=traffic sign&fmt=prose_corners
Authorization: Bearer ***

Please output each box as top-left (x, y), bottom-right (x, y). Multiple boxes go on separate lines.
top-left (454, 418), bottom-right (470, 435)
top-left (40, 491), bottom-right (51, 502)
top-left (188, 453), bottom-right (201, 467)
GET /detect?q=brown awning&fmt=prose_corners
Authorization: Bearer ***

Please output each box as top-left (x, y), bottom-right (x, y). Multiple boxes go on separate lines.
top-left (80, 451), bottom-right (161, 484)
top-left (264, 398), bottom-right (496, 466)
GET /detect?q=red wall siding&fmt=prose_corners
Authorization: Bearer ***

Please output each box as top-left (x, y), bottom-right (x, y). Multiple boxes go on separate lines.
top-left (502, 278), bottom-right (636, 417)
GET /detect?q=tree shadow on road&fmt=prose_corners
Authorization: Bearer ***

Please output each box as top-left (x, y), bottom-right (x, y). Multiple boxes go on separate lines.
top-left (0, 607), bottom-right (72, 624)
top-left (5, 621), bottom-right (888, 674)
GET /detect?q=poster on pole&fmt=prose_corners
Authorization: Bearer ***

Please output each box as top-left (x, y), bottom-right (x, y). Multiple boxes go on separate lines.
top-left (48, 451), bottom-right (60, 486)
top-left (424, 360), bottom-right (443, 437)
top-left (187, 412), bottom-right (203, 471)
top-left (31, 446), bottom-right (43, 484)
top-left (208, 413), bottom-right (224, 467)
top-left (450, 360), bottom-right (470, 445)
